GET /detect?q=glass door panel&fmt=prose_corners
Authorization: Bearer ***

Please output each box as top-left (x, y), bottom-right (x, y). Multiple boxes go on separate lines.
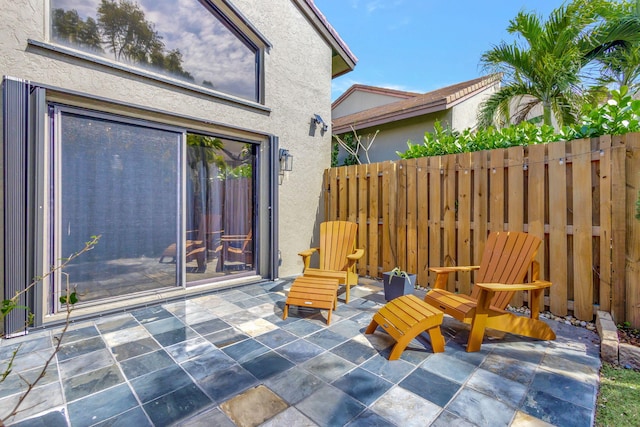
top-left (185, 134), bottom-right (255, 284)
top-left (57, 111), bottom-right (180, 304)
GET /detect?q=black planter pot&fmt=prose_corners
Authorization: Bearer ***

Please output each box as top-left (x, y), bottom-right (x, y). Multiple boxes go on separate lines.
top-left (382, 272), bottom-right (416, 301)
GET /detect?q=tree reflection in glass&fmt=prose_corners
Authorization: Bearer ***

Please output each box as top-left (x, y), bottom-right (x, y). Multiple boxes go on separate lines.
top-left (51, 0), bottom-right (259, 101)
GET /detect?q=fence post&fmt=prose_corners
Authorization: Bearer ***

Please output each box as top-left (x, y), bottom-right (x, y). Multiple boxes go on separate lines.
top-left (611, 135), bottom-right (627, 323)
top-left (625, 133), bottom-right (640, 328)
top-left (598, 135), bottom-right (612, 313)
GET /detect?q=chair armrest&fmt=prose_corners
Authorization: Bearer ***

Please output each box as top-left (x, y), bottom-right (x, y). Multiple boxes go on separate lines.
top-left (474, 280), bottom-right (552, 293)
top-left (298, 247), bottom-right (319, 270)
top-left (429, 266), bottom-right (480, 274)
top-left (221, 235), bottom-right (251, 242)
top-left (430, 265), bottom-right (480, 289)
top-left (347, 248), bottom-right (365, 261)
top-left (475, 280), bottom-right (552, 319)
top-left (298, 248), bottom-right (319, 257)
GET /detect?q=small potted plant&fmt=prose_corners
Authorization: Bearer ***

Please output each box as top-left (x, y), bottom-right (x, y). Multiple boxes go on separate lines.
top-left (382, 267), bottom-right (416, 301)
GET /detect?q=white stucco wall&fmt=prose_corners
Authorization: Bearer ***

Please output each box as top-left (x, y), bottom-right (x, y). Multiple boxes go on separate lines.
top-left (1, 0), bottom-right (335, 285)
top-left (450, 84), bottom-right (499, 131)
top-left (332, 90), bottom-right (410, 119)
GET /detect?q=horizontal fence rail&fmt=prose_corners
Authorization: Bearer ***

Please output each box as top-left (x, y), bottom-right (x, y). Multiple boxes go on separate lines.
top-left (323, 133), bottom-right (640, 327)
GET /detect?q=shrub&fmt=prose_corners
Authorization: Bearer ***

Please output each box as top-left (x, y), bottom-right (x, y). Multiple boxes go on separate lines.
top-left (397, 86), bottom-right (640, 160)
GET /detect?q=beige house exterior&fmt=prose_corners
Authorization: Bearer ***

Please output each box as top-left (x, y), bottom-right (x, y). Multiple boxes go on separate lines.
top-left (332, 75), bottom-right (500, 163)
top-left (1, 0), bottom-right (355, 331)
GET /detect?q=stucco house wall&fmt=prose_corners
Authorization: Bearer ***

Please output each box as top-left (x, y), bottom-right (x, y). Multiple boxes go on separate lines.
top-left (1, 0), bottom-right (353, 324)
top-left (333, 76), bottom-right (501, 164)
top-left (450, 84), bottom-right (499, 131)
top-left (340, 111), bottom-right (451, 164)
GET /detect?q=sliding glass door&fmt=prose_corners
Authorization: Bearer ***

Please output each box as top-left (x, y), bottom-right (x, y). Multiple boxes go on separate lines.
top-left (56, 110), bottom-right (181, 303)
top-left (52, 108), bottom-right (257, 308)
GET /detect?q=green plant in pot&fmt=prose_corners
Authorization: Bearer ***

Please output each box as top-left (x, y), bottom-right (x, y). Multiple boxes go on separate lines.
top-left (382, 267), bottom-right (416, 301)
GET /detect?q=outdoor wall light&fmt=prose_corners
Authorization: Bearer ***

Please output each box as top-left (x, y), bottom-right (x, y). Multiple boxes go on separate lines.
top-left (279, 148), bottom-right (293, 185)
top-left (313, 114), bottom-right (329, 133)
top-left (279, 148), bottom-right (293, 172)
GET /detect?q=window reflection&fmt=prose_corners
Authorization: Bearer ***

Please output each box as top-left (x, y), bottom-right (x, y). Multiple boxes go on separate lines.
top-left (183, 134), bottom-right (255, 284)
top-left (59, 112), bottom-right (180, 303)
top-left (50, 0), bottom-right (259, 101)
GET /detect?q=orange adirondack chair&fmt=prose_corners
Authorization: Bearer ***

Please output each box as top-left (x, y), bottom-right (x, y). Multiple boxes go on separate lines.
top-left (216, 229), bottom-right (253, 271)
top-left (299, 221), bottom-right (365, 304)
top-left (424, 231), bottom-right (556, 352)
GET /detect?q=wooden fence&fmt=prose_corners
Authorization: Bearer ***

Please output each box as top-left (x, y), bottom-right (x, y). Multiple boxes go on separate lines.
top-left (322, 133), bottom-right (640, 327)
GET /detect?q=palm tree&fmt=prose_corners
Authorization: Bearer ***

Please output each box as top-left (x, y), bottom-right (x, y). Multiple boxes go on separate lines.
top-left (478, 0), bottom-right (640, 129)
top-left (596, 0), bottom-right (640, 95)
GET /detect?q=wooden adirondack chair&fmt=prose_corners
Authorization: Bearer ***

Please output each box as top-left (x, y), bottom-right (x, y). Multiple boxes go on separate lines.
top-left (299, 221), bottom-right (365, 303)
top-left (424, 231), bottom-right (556, 352)
top-left (216, 229), bottom-right (253, 271)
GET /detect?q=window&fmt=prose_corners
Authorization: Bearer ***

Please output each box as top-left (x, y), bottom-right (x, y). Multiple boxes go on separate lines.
top-left (50, 0), bottom-right (260, 101)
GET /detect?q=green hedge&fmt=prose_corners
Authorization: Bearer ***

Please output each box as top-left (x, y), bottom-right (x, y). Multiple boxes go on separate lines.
top-left (397, 86), bottom-right (640, 159)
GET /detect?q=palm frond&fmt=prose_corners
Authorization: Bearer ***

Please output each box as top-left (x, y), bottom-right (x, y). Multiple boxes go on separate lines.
top-left (513, 98), bottom-right (541, 124)
top-left (477, 83), bottom-right (536, 129)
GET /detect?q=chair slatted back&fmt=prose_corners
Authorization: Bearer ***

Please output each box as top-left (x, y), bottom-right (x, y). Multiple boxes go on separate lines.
top-left (470, 231), bottom-right (541, 309)
top-left (318, 221), bottom-right (358, 272)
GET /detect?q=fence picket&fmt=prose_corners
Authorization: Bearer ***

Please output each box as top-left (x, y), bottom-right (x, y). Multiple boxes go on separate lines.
top-left (417, 157), bottom-right (430, 286)
top-left (358, 164), bottom-right (368, 276)
top-left (507, 146), bottom-right (525, 307)
top-left (548, 141), bottom-right (568, 315)
top-left (598, 135), bottom-right (612, 313)
top-left (338, 166), bottom-right (347, 220)
top-left (457, 153), bottom-right (472, 294)
top-left (572, 138), bottom-right (594, 320)
top-left (611, 135), bottom-right (626, 323)
top-left (490, 149), bottom-right (505, 234)
top-left (429, 156), bottom-right (442, 286)
top-left (368, 163), bottom-right (380, 278)
top-left (473, 151), bottom-right (488, 274)
top-left (397, 161), bottom-right (408, 270)
top-left (625, 134), bottom-right (640, 327)
top-left (407, 159), bottom-right (418, 278)
top-left (382, 162), bottom-right (395, 273)
top-left (443, 155), bottom-right (456, 291)
top-left (528, 144), bottom-right (546, 312)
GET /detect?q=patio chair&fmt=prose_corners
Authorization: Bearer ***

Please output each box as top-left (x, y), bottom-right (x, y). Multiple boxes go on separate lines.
top-left (159, 214), bottom-right (223, 272)
top-left (424, 231), bottom-right (556, 352)
top-left (159, 233), bottom-right (206, 271)
top-left (298, 221), bottom-right (365, 303)
top-left (216, 229), bottom-right (253, 271)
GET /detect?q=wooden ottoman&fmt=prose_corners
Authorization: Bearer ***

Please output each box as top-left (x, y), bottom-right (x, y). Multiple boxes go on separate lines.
top-left (283, 276), bottom-right (340, 325)
top-left (365, 294), bottom-right (445, 360)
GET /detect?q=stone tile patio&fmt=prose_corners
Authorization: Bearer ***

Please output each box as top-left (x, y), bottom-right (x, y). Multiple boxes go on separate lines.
top-left (0, 278), bottom-right (601, 427)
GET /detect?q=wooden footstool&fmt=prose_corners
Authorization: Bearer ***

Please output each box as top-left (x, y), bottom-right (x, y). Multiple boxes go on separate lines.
top-left (365, 294), bottom-right (445, 360)
top-left (283, 276), bottom-right (340, 325)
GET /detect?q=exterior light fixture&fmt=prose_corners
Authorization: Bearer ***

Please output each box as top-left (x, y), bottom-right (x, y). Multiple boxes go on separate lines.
top-left (279, 148), bottom-right (293, 185)
top-left (313, 114), bottom-right (329, 132)
top-left (279, 148), bottom-right (293, 172)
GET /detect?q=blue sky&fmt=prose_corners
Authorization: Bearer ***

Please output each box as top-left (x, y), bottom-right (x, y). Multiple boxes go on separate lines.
top-left (314, 0), bottom-right (567, 101)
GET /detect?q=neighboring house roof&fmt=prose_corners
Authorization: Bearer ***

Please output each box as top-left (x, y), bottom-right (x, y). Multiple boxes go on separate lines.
top-left (295, 0), bottom-right (358, 78)
top-left (332, 84), bottom-right (420, 110)
top-left (332, 74), bottom-right (501, 133)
